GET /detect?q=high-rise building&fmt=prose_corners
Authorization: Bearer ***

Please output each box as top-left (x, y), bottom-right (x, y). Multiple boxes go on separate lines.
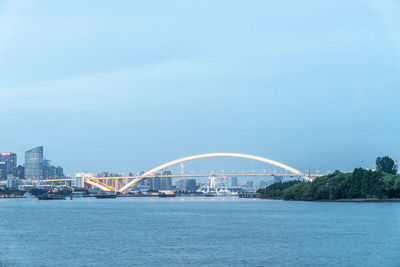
top-left (148, 176), bottom-right (161, 191)
top-left (0, 153), bottom-right (17, 175)
top-left (25, 146), bottom-right (44, 180)
top-left (148, 172), bottom-right (172, 191)
top-left (178, 179), bottom-right (197, 192)
top-left (0, 162), bottom-right (7, 180)
top-left (43, 160), bottom-right (51, 179)
top-left (55, 167), bottom-right (64, 179)
top-left (43, 160), bottom-right (57, 180)
top-left (160, 178), bottom-right (172, 190)
top-left (161, 171), bottom-right (172, 190)
top-left (14, 165), bottom-right (25, 179)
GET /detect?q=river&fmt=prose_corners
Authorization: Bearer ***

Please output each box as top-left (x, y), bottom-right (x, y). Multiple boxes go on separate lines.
top-left (0, 197), bottom-right (399, 266)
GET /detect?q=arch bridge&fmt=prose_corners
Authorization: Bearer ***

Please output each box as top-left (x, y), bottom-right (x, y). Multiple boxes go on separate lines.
top-left (81, 153), bottom-right (322, 194)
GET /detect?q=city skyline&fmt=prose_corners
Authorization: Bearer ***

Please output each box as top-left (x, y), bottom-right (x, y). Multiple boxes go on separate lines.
top-left (2, 0), bottom-right (400, 175)
top-left (2, 2), bottom-right (400, 266)
top-left (0, 146), bottom-right (64, 181)
top-left (0, 146), bottom-right (277, 186)
top-left (1, 144), bottom-right (394, 177)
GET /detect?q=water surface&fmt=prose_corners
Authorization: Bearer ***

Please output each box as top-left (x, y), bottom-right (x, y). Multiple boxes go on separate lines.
top-left (1, 197), bottom-right (399, 266)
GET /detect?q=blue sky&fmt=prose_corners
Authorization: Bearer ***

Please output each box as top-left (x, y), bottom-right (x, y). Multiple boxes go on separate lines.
top-left (1, 0), bottom-right (400, 175)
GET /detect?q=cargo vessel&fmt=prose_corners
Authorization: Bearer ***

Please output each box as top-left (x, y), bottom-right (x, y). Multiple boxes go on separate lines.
top-left (95, 194), bottom-right (117, 199)
top-left (37, 194), bottom-right (66, 200)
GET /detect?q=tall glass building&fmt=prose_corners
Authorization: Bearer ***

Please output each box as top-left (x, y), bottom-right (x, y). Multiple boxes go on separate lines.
top-left (0, 152), bottom-right (17, 175)
top-left (0, 162), bottom-right (6, 180)
top-left (25, 146), bottom-right (44, 180)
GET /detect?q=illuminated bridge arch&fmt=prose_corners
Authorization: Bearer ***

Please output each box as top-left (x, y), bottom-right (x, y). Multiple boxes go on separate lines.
top-left (118, 152), bottom-right (310, 194)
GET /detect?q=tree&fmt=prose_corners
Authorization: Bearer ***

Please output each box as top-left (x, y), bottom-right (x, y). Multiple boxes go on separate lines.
top-left (257, 180), bottom-right (302, 199)
top-left (282, 182), bottom-right (312, 200)
top-left (382, 173), bottom-right (400, 198)
top-left (347, 168), bottom-right (363, 198)
top-left (376, 156), bottom-right (397, 175)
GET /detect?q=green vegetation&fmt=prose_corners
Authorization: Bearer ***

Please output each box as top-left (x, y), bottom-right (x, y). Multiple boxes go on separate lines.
top-left (256, 181), bottom-right (302, 199)
top-left (376, 156), bottom-right (397, 175)
top-left (258, 156), bottom-right (400, 201)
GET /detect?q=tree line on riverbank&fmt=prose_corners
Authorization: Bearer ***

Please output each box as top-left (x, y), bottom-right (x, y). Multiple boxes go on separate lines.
top-left (258, 156), bottom-right (400, 200)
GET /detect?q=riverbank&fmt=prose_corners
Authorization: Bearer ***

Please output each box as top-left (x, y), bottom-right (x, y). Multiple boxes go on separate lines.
top-left (258, 167), bottom-right (400, 201)
top-left (260, 197), bottom-right (400, 202)
top-left (314, 198), bottom-right (400, 202)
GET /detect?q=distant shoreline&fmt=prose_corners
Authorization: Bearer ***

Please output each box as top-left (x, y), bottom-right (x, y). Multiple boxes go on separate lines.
top-left (260, 197), bottom-right (400, 202)
top-left (313, 198), bottom-right (400, 202)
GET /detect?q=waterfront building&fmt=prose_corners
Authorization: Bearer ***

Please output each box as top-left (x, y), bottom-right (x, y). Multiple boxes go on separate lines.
top-left (160, 178), bottom-right (172, 190)
top-left (55, 167), bottom-right (64, 179)
top-left (6, 176), bottom-right (18, 189)
top-left (148, 171), bottom-right (172, 191)
top-left (43, 160), bottom-right (55, 180)
top-left (177, 179), bottom-right (185, 191)
top-left (178, 179), bottom-right (197, 192)
top-left (148, 175), bottom-right (161, 191)
top-left (0, 153), bottom-right (17, 175)
top-left (41, 160), bottom-right (64, 180)
top-left (14, 165), bottom-right (25, 179)
top-left (208, 175), bottom-right (228, 189)
top-left (209, 175), bottom-right (217, 188)
top-left (25, 146), bottom-right (44, 179)
top-left (161, 171), bottom-right (172, 190)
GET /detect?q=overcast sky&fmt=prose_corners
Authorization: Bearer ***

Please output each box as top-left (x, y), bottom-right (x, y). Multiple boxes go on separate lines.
top-left (1, 0), bottom-right (400, 175)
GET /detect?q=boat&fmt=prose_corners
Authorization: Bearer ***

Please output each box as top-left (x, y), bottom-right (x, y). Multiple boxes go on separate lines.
top-left (159, 191), bottom-right (176, 197)
top-left (37, 194), bottom-right (66, 200)
top-left (159, 194), bottom-right (176, 197)
top-left (95, 194), bottom-right (117, 199)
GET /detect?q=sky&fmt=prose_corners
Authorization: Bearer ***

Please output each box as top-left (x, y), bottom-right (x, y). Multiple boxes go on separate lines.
top-left (1, 0), bottom-right (400, 176)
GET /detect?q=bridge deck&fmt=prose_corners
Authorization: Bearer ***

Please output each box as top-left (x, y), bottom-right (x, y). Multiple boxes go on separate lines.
top-left (0, 173), bottom-right (324, 185)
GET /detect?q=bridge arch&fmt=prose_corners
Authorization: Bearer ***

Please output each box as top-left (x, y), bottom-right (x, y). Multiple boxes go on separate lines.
top-left (85, 179), bottom-right (112, 192)
top-left (118, 152), bottom-right (310, 194)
